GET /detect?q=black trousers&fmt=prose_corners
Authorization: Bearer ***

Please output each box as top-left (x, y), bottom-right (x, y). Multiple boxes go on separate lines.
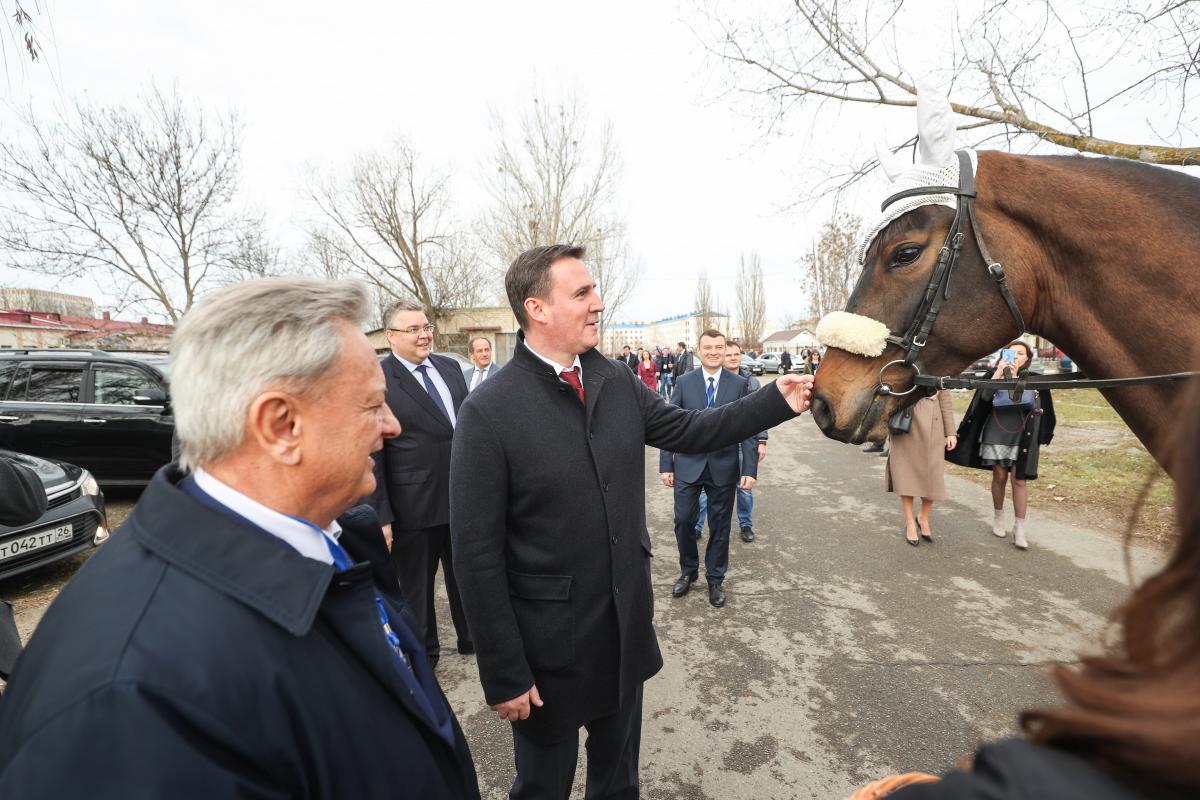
top-left (391, 524), bottom-right (471, 661)
top-left (673, 465), bottom-right (735, 584)
top-left (510, 684), bottom-right (642, 800)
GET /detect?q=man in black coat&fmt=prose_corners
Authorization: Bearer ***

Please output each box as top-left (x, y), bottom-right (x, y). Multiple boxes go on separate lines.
top-left (0, 278), bottom-right (479, 798)
top-left (672, 340), bottom-right (694, 380)
top-left (619, 344), bottom-right (638, 371)
top-left (659, 330), bottom-right (759, 608)
top-left (371, 298), bottom-right (473, 664)
top-left (450, 244), bottom-right (813, 799)
top-left (780, 348), bottom-right (793, 372)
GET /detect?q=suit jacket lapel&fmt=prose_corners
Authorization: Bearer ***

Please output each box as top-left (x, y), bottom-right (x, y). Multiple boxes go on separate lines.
top-left (715, 370), bottom-right (740, 406)
top-left (430, 355), bottom-right (467, 413)
top-left (390, 357), bottom-right (454, 432)
top-left (583, 366), bottom-right (606, 422)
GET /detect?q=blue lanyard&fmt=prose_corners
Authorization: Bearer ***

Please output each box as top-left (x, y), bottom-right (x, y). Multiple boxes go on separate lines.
top-left (287, 515), bottom-right (414, 673)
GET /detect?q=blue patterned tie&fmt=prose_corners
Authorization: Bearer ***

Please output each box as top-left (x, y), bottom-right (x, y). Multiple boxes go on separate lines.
top-left (706, 376), bottom-right (716, 408)
top-left (415, 364), bottom-right (450, 422)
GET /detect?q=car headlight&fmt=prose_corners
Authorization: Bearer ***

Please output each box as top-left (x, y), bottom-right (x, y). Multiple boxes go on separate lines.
top-left (82, 473), bottom-right (100, 497)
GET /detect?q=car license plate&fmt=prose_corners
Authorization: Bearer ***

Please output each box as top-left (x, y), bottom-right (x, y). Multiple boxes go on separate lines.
top-left (0, 524), bottom-right (74, 562)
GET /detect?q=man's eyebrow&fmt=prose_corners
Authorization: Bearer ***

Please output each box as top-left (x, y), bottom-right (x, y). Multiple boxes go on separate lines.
top-left (573, 282), bottom-right (595, 295)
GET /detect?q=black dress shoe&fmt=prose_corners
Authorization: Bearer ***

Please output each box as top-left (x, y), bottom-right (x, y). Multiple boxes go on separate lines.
top-left (905, 528), bottom-right (919, 547)
top-left (672, 573), bottom-right (698, 597)
top-left (457, 639), bottom-right (475, 655)
top-left (916, 518), bottom-right (933, 544)
top-left (740, 525), bottom-right (755, 542)
top-left (862, 441), bottom-right (884, 453)
top-left (708, 583), bottom-right (726, 608)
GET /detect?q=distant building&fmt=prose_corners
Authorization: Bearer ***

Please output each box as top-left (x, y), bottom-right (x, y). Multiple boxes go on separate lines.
top-left (761, 328), bottom-right (820, 352)
top-left (0, 308), bottom-right (173, 351)
top-left (600, 311), bottom-right (733, 355)
top-left (0, 288), bottom-right (96, 318)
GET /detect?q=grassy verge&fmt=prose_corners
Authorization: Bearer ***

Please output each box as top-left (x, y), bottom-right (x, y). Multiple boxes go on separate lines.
top-left (947, 389), bottom-right (1174, 544)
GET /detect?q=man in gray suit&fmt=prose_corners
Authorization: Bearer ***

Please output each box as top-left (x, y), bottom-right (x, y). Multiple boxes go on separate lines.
top-left (464, 336), bottom-right (501, 392)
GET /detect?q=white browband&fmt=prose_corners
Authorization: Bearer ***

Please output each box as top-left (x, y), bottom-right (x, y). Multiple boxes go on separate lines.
top-left (815, 311), bottom-right (891, 358)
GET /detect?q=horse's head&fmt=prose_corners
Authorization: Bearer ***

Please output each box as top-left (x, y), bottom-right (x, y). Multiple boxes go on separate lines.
top-left (811, 84), bottom-right (1022, 444)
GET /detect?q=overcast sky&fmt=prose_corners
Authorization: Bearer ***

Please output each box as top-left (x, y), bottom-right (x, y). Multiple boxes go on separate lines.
top-left (2, 1), bottom-right (1194, 327)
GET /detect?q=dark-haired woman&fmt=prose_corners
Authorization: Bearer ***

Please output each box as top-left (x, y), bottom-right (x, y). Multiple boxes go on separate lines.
top-left (635, 349), bottom-right (658, 391)
top-left (847, 372), bottom-right (1200, 800)
top-left (947, 341), bottom-right (1056, 550)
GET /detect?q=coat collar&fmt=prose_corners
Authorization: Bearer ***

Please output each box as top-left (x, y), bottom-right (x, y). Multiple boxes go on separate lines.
top-left (128, 466), bottom-right (334, 637)
top-left (512, 332), bottom-right (617, 419)
top-left (385, 354), bottom-right (458, 430)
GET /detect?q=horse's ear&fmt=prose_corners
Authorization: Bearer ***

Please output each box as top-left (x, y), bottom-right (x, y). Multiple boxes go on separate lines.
top-left (874, 140), bottom-right (906, 182)
top-left (915, 77), bottom-right (956, 167)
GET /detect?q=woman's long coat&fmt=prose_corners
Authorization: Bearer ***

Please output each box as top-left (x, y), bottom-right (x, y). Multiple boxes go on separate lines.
top-left (886, 389), bottom-right (956, 499)
top-left (450, 337), bottom-right (796, 744)
top-left (946, 388), bottom-right (1057, 480)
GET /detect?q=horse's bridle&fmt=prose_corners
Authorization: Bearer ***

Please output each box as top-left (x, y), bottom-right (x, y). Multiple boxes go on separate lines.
top-left (873, 150), bottom-right (1025, 397)
top-left (870, 150), bottom-right (1195, 398)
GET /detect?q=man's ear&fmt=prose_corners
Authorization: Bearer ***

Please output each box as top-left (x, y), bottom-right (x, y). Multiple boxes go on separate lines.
top-left (524, 296), bottom-right (548, 326)
top-left (245, 391), bottom-right (303, 466)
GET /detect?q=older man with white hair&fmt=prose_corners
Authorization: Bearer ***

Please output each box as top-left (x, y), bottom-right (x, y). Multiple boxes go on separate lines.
top-left (0, 279), bottom-right (481, 799)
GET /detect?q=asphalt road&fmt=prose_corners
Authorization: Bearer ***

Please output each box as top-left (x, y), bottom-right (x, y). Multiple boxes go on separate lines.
top-left (3, 415), bottom-right (1164, 798)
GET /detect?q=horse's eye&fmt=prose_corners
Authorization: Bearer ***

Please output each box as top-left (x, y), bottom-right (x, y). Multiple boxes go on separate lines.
top-left (887, 246), bottom-right (922, 270)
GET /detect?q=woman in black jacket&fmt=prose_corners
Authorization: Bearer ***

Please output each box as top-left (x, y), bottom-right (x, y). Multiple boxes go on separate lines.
top-left (946, 341), bottom-right (1055, 550)
top-left (849, 372), bottom-right (1200, 800)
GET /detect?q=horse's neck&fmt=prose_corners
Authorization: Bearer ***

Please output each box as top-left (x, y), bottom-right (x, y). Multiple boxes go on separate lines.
top-left (984, 153), bottom-right (1200, 461)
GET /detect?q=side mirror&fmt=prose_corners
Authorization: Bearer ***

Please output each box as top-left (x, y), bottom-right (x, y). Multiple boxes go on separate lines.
top-left (133, 387), bottom-right (167, 406)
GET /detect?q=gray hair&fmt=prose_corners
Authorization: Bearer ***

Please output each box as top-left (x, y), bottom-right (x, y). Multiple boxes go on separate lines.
top-left (170, 277), bottom-right (371, 471)
top-left (384, 297), bottom-right (426, 328)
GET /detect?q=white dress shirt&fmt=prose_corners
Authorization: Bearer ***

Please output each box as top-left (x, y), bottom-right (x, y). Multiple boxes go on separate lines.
top-left (700, 364), bottom-right (722, 404)
top-left (394, 353), bottom-right (457, 427)
top-left (524, 342), bottom-right (584, 382)
top-left (468, 363), bottom-right (492, 391)
top-left (193, 468), bottom-right (340, 565)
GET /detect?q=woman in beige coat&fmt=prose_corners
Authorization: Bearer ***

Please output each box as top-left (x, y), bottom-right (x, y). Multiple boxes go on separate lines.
top-left (886, 389), bottom-right (957, 546)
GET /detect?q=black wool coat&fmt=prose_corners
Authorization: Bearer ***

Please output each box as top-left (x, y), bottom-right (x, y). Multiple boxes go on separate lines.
top-left (450, 337), bottom-right (796, 743)
top-left (890, 738), bottom-right (1160, 800)
top-left (0, 468), bottom-right (479, 799)
top-left (946, 387), bottom-right (1056, 480)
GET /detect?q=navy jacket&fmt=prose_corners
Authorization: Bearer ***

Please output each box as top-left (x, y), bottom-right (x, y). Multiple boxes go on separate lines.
top-left (0, 467), bottom-right (479, 799)
top-left (371, 353), bottom-right (468, 530)
top-left (659, 367), bottom-right (760, 485)
top-left (450, 338), bottom-right (796, 743)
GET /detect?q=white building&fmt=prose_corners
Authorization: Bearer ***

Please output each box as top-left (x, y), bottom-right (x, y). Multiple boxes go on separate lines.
top-left (601, 311), bottom-right (733, 355)
top-left (761, 328), bottom-right (820, 353)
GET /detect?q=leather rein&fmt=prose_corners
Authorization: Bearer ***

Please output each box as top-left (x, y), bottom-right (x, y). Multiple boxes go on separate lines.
top-left (872, 150), bottom-right (1197, 398)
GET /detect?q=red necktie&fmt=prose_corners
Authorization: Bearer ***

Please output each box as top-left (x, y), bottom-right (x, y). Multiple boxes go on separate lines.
top-left (560, 367), bottom-right (585, 404)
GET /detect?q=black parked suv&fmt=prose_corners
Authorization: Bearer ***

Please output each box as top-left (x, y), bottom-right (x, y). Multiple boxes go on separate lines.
top-left (0, 350), bottom-right (173, 486)
top-left (0, 448), bottom-right (108, 580)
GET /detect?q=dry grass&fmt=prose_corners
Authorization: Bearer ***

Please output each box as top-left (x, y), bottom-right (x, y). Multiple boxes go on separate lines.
top-left (947, 389), bottom-right (1175, 544)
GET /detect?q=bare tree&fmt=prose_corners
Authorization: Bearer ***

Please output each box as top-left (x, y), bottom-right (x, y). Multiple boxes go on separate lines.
top-left (802, 212), bottom-right (862, 319)
top-left (735, 250), bottom-right (767, 349)
top-left (480, 93), bottom-right (637, 336)
top-left (695, 272), bottom-right (716, 332)
top-left (309, 142), bottom-right (484, 345)
top-left (3, 1), bottom-right (43, 64)
top-left (702, 0), bottom-right (1199, 192)
top-left (0, 86), bottom-right (267, 321)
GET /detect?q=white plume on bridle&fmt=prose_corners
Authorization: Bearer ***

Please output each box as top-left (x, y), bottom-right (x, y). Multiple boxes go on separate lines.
top-left (817, 79), bottom-right (969, 358)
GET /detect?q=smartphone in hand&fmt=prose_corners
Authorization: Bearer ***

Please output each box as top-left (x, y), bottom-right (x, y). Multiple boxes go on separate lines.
top-left (999, 348), bottom-right (1016, 365)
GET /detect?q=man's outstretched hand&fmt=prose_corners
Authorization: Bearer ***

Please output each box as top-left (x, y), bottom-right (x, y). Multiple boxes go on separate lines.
top-left (776, 374), bottom-right (815, 414)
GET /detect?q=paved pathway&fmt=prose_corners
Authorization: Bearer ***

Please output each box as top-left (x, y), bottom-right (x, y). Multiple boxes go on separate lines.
top-left (437, 413), bottom-right (1163, 799)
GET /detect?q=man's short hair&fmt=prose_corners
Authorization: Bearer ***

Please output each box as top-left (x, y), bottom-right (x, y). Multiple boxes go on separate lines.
top-left (677, 341), bottom-right (686, 349)
top-left (383, 297), bottom-right (426, 329)
top-left (171, 278), bottom-right (371, 472)
top-left (726, 341), bottom-right (741, 353)
top-left (505, 244), bottom-right (586, 330)
top-left (698, 329), bottom-right (725, 344)
top-left (468, 336), bottom-right (492, 353)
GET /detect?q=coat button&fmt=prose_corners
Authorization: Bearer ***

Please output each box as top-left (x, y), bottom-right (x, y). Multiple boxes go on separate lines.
top-left (604, 484), bottom-right (610, 492)
top-left (611, 535), bottom-right (618, 544)
top-left (613, 586), bottom-right (620, 595)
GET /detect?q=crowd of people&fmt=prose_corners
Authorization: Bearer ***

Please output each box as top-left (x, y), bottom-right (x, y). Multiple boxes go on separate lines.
top-left (0, 245), bottom-right (1192, 800)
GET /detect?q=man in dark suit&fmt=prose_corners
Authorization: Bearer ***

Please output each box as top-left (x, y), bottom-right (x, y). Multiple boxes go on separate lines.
top-left (464, 335), bottom-right (501, 392)
top-left (672, 340), bottom-right (694, 380)
top-left (619, 344), bottom-right (638, 371)
top-left (450, 244), bottom-right (814, 799)
top-left (371, 298), bottom-right (472, 666)
top-left (0, 278), bottom-right (479, 798)
top-left (780, 348), bottom-right (793, 373)
top-left (660, 330), bottom-right (759, 608)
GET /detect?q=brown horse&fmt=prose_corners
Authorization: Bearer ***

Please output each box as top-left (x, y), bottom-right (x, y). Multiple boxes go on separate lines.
top-left (811, 149), bottom-right (1200, 469)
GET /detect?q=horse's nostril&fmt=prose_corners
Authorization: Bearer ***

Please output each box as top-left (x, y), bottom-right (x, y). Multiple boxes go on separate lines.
top-left (810, 393), bottom-right (832, 431)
